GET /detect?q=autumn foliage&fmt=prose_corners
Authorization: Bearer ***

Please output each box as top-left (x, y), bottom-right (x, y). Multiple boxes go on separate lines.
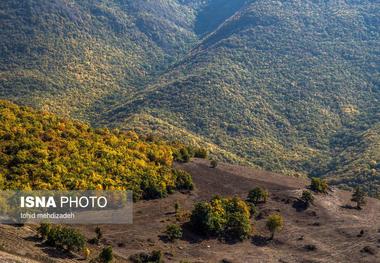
top-left (0, 100), bottom-right (192, 200)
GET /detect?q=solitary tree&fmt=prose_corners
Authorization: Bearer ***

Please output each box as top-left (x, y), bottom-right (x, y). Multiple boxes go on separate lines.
top-left (37, 222), bottom-right (51, 240)
top-left (210, 160), bottom-right (218, 168)
top-left (247, 187), bottom-right (269, 204)
top-left (99, 246), bottom-right (113, 263)
top-left (300, 190), bottom-right (314, 208)
top-left (165, 224), bottom-right (183, 242)
top-left (266, 214), bottom-right (284, 240)
top-left (95, 226), bottom-right (103, 240)
top-left (310, 178), bottom-right (328, 193)
top-left (174, 202), bottom-right (180, 214)
top-left (351, 187), bottom-right (366, 210)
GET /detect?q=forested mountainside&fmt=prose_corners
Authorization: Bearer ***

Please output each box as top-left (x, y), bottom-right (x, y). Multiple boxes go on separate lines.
top-left (0, 0), bottom-right (379, 194)
top-left (0, 100), bottom-right (194, 200)
top-left (0, 0), bottom-right (197, 118)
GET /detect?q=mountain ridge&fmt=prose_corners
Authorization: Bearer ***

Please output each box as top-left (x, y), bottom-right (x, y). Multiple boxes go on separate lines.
top-left (0, 0), bottom-right (379, 194)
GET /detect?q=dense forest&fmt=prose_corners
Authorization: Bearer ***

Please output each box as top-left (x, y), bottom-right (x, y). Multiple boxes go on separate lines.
top-left (0, 0), bottom-right (379, 195)
top-left (0, 100), bottom-right (193, 200)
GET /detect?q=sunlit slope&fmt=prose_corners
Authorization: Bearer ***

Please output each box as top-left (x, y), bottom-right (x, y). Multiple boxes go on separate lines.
top-left (0, 0), bottom-right (197, 119)
top-left (0, 100), bottom-right (193, 200)
top-left (106, 0), bottom-right (379, 190)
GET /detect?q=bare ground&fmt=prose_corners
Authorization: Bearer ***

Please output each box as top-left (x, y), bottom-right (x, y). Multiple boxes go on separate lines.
top-left (0, 159), bottom-right (379, 262)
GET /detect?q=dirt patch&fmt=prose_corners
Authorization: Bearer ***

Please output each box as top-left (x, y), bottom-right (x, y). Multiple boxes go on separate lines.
top-left (0, 159), bottom-right (379, 262)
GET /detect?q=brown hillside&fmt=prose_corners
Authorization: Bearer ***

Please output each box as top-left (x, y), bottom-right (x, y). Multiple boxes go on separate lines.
top-left (0, 159), bottom-right (379, 262)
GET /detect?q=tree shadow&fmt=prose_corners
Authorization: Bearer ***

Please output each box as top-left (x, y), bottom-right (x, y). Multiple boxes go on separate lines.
top-left (158, 234), bottom-right (171, 244)
top-left (40, 247), bottom-right (76, 260)
top-left (222, 236), bottom-right (245, 245)
top-left (23, 236), bottom-right (76, 260)
top-left (164, 211), bottom-right (176, 215)
top-left (251, 235), bottom-right (270, 247)
top-left (292, 200), bottom-right (308, 212)
top-left (23, 235), bottom-right (41, 242)
top-left (341, 204), bottom-right (359, 210)
top-left (10, 223), bottom-right (25, 228)
top-left (180, 222), bottom-right (206, 244)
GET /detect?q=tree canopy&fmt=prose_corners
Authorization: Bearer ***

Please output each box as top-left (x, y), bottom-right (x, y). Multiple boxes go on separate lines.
top-left (0, 100), bottom-right (192, 200)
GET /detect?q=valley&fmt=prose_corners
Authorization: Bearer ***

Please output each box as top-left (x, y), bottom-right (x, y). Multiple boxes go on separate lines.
top-left (1, 0), bottom-right (378, 193)
top-left (0, 1), bottom-right (379, 261)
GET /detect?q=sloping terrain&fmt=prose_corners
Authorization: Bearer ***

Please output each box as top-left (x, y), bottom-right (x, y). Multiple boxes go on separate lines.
top-left (0, 100), bottom-right (192, 201)
top-left (326, 122), bottom-right (380, 194)
top-left (0, 0), bottom-right (197, 119)
top-left (104, 0), bottom-right (380, 192)
top-left (0, 159), bottom-right (379, 262)
top-left (0, 0), bottom-right (379, 193)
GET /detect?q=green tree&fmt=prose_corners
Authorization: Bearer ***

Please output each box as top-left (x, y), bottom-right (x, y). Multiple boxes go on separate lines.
top-left (99, 246), bottom-right (113, 263)
top-left (190, 201), bottom-right (224, 236)
top-left (37, 222), bottom-right (51, 240)
top-left (130, 250), bottom-right (163, 263)
top-left (224, 211), bottom-right (251, 240)
top-left (173, 147), bottom-right (191, 163)
top-left (300, 190), bottom-right (314, 208)
top-left (247, 187), bottom-right (269, 204)
top-left (351, 186), bottom-right (366, 210)
top-left (210, 160), bottom-right (218, 168)
top-left (190, 196), bottom-right (251, 240)
top-left (266, 214), bottom-right (284, 240)
top-left (165, 224), bottom-right (183, 241)
top-left (194, 148), bottom-right (208, 159)
top-left (61, 228), bottom-right (86, 252)
top-left (45, 225), bottom-right (85, 252)
top-left (173, 169), bottom-right (194, 190)
top-left (310, 178), bottom-right (328, 193)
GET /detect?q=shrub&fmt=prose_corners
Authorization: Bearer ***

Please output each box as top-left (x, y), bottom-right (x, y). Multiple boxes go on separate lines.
top-left (141, 176), bottom-right (168, 200)
top-left (173, 169), bottom-right (194, 190)
top-left (194, 148), bottom-right (208, 159)
top-left (174, 201), bottom-right (180, 212)
top-left (176, 209), bottom-right (191, 222)
top-left (99, 246), bottom-right (113, 263)
top-left (190, 196), bottom-right (251, 241)
top-left (130, 250), bottom-right (163, 263)
top-left (95, 226), bottom-right (103, 240)
top-left (351, 186), bottom-right (366, 209)
top-left (37, 222), bottom-right (51, 240)
top-left (190, 201), bottom-right (222, 236)
top-left (247, 187), bottom-right (269, 204)
top-left (224, 211), bottom-right (251, 240)
top-left (173, 147), bottom-right (191, 163)
top-left (247, 203), bottom-right (259, 218)
top-left (89, 226), bottom-right (103, 245)
top-left (210, 160), bottom-right (218, 168)
top-left (45, 225), bottom-right (86, 252)
top-left (300, 190), bottom-right (314, 208)
top-left (266, 214), bottom-right (284, 240)
top-left (165, 224), bottom-right (183, 241)
top-left (310, 178), bottom-right (328, 193)
top-left (83, 247), bottom-right (90, 259)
